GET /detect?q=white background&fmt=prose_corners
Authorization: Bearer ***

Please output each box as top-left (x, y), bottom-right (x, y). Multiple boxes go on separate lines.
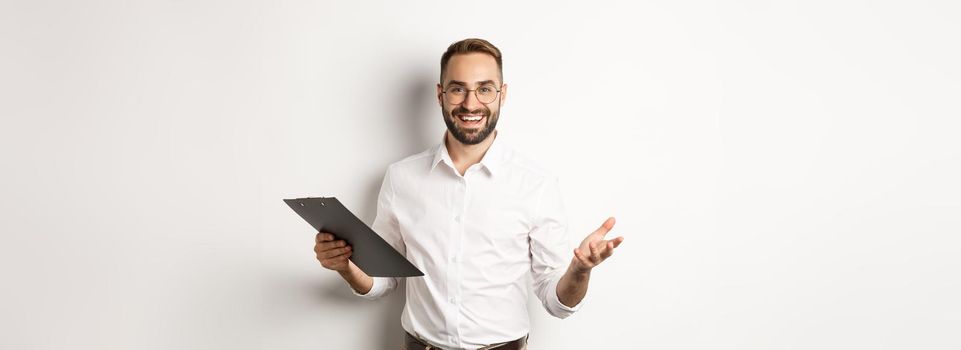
top-left (1, 1), bottom-right (959, 349)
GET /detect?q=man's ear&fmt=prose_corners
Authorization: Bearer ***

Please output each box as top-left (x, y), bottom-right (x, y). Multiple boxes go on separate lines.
top-left (436, 83), bottom-right (444, 107)
top-left (500, 83), bottom-right (508, 105)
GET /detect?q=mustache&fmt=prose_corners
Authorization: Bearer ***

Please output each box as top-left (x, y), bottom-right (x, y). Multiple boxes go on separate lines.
top-left (451, 106), bottom-right (490, 117)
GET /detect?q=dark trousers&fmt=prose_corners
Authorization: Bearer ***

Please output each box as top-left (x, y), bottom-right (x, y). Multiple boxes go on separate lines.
top-left (404, 332), bottom-right (528, 350)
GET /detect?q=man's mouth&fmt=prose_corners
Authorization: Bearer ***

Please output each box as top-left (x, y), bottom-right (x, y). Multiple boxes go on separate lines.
top-left (456, 114), bottom-right (485, 127)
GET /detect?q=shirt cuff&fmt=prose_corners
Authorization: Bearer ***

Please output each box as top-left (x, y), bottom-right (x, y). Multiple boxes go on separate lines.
top-left (546, 272), bottom-right (583, 318)
top-left (350, 276), bottom-right (389, 300)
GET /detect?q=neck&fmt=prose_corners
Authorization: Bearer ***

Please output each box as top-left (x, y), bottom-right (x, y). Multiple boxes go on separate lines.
top-left (445, 130), bottom-right (497, 174)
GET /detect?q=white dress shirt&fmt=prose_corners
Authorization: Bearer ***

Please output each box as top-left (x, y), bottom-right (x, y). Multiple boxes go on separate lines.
top-left (352, 131), bottom-right (582, 349)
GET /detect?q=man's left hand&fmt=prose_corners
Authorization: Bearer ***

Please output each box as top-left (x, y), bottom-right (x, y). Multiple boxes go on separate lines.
top-left (571, 217), bottom-right (624, 274)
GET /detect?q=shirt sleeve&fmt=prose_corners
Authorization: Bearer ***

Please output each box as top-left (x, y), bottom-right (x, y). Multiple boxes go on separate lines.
top-left (529, 176), bottom-right (583, 319)
top-left (351, 166), bottom-right (403, 300)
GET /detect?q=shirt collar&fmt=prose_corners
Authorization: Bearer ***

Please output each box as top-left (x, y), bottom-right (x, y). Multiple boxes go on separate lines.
top-left (430, 130), bottom-right (506, 177)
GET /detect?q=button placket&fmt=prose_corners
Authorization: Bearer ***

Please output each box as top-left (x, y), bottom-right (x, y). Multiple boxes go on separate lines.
top-left (451, 177), bottom-right (471, 348)
top-left (453, 177), bottom-right (471, 347)
top-left (444, 177), bottom-right (467, 345)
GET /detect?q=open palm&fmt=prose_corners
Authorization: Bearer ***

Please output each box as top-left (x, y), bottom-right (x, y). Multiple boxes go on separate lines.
top-left (572, 217), bottom-right (625, 273)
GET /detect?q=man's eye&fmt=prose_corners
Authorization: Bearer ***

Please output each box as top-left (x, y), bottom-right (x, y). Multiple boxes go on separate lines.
top-left (479, 87), bottom-right (493, 94)
top-left (448, 87), bottom-right (465, 94)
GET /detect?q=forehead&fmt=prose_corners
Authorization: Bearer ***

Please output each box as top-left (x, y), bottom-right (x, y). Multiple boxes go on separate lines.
top-left (444, 53), bottom-right (500, 85)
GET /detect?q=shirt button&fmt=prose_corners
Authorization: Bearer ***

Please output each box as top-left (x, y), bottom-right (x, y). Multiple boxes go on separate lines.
top-left (454, 215), bottom-right (461, 222)
top-left (449, 297), bottom-right (456, 303)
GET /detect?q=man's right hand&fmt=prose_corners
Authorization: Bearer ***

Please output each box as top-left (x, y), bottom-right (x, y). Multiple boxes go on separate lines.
top-left (315, 232), bottom-right (352, 272)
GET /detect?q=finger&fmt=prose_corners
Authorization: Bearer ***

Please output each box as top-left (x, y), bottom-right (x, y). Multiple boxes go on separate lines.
top-left (593, 240), bottom-right (612, 259)
top-left (592, 217), bottom-right (616, 238)
top-left (611, 236), bottom-right (625, 248)
top-left (317, 245), bottom-right (352, 259)
top-left (316, 240), bottom-right (346, 251)
top-left (588, 241), bottom-right (602, 263)
top-left (573, 248), bottom-right (587, 263)
top-left (321, 251), bottom-right (352, 267)
top-left (601, 239), bottom-right (616, 258)
top-left (600, 241), bottom-right (615, 259)
top-left (315, 232), bottom-right (333, 243)
top-left (321, 246), bottom-right (354, 257)
top-left (321, 251), bottom-right (351, 268)
top-left (573, 248), bottom-right (593, 267)
top-left (327, 250), bottom-right (351, 261)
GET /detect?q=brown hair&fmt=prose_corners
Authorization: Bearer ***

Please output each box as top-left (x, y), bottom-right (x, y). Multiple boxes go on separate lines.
top-left (440, 38), bottom-right (503, 84)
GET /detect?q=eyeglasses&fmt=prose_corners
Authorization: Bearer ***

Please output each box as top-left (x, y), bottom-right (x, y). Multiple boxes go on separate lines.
top-left (442, 84), bottom-right (502, 104)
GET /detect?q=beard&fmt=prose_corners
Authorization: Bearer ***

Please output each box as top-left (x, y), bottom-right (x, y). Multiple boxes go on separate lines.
top-left (443, 104), bottom-right (499, 145)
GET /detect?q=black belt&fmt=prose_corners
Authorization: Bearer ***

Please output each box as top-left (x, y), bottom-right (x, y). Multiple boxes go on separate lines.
top-left (404, 331), bottom-right (527, 350)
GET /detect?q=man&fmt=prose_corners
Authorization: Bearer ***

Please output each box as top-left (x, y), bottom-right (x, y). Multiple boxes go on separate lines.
top-left (313, 38), bottom-right (624, 350)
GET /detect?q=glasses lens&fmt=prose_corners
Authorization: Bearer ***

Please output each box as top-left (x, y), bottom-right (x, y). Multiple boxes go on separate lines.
top-left (445, 86), bottom-right (466, 104)
top-left (476, 85), bottom-right (498, 104)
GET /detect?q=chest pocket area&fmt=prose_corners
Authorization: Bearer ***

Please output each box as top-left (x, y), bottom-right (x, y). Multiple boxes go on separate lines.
top-left (469, 192), bottom-right (531, 254)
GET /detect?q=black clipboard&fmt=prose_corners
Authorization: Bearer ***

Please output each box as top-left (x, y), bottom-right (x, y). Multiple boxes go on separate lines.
top-left (284, 197), bottom-right (423, 277)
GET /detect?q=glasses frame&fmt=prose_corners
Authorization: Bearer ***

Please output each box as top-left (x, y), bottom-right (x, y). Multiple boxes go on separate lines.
top-left (441, 83), bottom-right (503, 105)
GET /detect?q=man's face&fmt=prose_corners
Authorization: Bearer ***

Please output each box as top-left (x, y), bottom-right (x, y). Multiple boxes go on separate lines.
top-left (437, 53), bottom-right (507, 145)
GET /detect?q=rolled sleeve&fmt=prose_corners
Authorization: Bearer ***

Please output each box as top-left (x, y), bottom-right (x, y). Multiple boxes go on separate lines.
top-left (545, 272), bottom-right (583, 318)
top-left (350, 276), bottom-right (396, 300)
top-left (351, 166), bottom-right (403, 300)
top-left (529, 176), bottom-right (582, 319)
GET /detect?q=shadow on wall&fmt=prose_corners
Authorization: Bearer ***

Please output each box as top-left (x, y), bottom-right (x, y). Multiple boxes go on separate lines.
top-left (355, 65), bottom-right (436, 224)
top-left (403, 67), bottom-right (439, 155)
top-left (318, 278), bottom-right (407, 348)
top-left (333, 64), bottom-right (434, 348)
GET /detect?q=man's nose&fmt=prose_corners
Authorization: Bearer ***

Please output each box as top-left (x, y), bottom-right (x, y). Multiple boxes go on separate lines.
top-left (462, 90), bottom-right (483, 110)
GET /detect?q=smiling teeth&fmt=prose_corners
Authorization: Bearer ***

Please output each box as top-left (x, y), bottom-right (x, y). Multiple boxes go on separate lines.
top-left (460, 115), bottom-right (482, 121)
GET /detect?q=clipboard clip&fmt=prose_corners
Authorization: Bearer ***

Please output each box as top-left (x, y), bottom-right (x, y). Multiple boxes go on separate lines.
top-left (296, 197), bottom-right (326, 207)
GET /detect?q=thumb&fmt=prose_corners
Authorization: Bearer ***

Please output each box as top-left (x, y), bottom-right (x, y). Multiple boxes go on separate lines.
top-left (591, 217), bottom-right (616, 238)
